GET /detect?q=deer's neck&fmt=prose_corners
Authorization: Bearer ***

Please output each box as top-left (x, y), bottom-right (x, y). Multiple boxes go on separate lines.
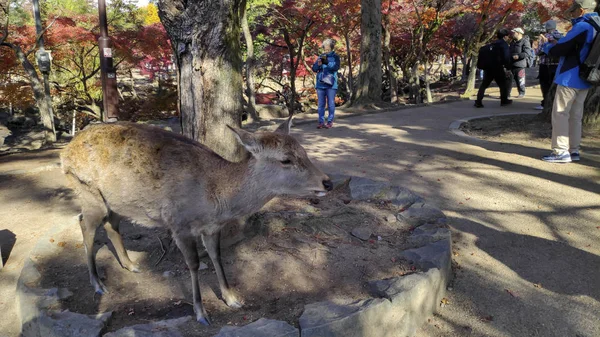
top-left (216, 157), bottom-right (276, 218)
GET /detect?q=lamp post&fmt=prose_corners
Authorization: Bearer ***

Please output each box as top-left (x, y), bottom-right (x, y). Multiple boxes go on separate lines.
top-left (98, 0), bottom-right (119, 121)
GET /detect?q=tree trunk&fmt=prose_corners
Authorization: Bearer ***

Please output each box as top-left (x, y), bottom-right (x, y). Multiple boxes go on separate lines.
top-left (344, 33), bottom-right (354, 97)
top-left (6, 43), bottom-right (56, 143)
top-left (382, 18), bottom-right (397, 103)
top-left (158, 0), bottom-right (246, 161)
top-left (424, 60), bottom-right (432, 103)
top-left (352, 0), bottom-right (382, 105)
top-left (462, 55), bottom-right (478, 98)
top-left (241, 8), bottom-right (259, 122)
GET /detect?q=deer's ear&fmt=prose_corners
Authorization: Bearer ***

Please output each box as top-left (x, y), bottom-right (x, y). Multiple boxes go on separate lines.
top-left (227, 126), bottom-right (261, 153)
top-left (274, 115), bottom-right (293, 135)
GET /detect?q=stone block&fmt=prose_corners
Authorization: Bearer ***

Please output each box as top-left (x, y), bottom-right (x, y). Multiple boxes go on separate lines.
top-left (299, 298), bottom-right (403, 337)
top-left (214, 318), bottom-right (298, 337)
top-left (104, 316), bottom-right (192, 337)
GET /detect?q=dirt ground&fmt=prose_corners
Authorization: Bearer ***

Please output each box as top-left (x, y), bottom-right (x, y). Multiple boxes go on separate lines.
top-left (460, 113), bottom-right (600, 152)
top-left (15, 171), bottom-right (418, 336)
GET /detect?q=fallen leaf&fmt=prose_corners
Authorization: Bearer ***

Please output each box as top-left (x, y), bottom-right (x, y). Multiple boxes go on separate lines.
top-left (459, 202), bottom-right (463, 205)
top-left (49, 238), bottom-right (55, 243)
top-left (437, 179), bottom-right (441, 181)
top-left (452, 251), bottom-right (459, 256)
top-left (173, 300), bottom-right (182, 306)
top-left (441, 298), bottom-right (450, 305)
top-left (465, 197), bottom-right (471, 200)
top-left (57, 242), bottom-right (66, 247)
top-left (533, 283), bottom-right (542, 288)
top-left (75, 243), bottom-right (84, 249)
top-left (505, 289), bottom-right (517, 297)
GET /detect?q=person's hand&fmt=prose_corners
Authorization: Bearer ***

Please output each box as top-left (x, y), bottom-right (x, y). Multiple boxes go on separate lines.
top-left (317, 58), bottom-right (322, 65)
top-left (539, 34), bottom-right (548, 43)
top-left (513, 55), bottom-right (519, 60)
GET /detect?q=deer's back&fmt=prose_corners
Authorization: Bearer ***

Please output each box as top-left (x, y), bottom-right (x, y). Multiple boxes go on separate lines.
top-left (61, 122), bottom-right (231, 226)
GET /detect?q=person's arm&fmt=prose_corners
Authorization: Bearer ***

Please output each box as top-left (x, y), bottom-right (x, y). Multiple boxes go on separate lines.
top-left (327, 54), bottom-right (340, 72)
top-left (548, 22), bottom-right (589, 57)
top-left (312, 58), bottom-right (321, 72)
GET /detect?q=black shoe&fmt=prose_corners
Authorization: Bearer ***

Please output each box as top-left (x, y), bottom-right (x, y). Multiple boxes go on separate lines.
top-left (501, 100), bottom-right (513, 106)
top-left (474, 101), bottom-right (484, 108)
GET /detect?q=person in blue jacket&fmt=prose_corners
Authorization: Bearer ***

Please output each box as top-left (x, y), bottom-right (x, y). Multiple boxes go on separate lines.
top-left (312, 39), bottom-right (340, 129)
top-left (541, 0), bottom-right (598, 163)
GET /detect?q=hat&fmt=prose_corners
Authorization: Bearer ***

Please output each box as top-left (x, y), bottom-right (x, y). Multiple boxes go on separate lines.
top-left (512, 28), bottom-right (525, 34)
top-left (567, 0), bottom-right (597, 12)
top-left (544, 20), bottom-right (557, 30)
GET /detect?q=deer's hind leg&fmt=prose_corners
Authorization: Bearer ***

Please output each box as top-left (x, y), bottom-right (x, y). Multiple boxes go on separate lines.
top-left (103, 212), bottom-right (140, 273)
top-left (77, 187), bottom-right (110, 295)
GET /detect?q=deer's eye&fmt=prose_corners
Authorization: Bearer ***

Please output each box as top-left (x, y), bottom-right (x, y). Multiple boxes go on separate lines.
top-left (280, 159), bottom-right (292, 165)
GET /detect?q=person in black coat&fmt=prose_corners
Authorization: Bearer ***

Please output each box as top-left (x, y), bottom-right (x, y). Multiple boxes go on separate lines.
top-left (474, 29), bottom-right (513, 108)
top-left (509, 28), bottom-right (533, 98)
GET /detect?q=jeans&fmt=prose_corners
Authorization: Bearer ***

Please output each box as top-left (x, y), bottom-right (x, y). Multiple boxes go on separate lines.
top-left (317, 88), bottom-right (336, 124)
top-left (510, 68), bottom-right (526, 95)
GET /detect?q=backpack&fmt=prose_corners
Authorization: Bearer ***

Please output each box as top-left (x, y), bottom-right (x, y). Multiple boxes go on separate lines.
top-left (526, 47), bottom-right (536, 68)
top-left (579, 16), bottom-right (600, 85)
top-left (477, 43), bottom-right (500, 70)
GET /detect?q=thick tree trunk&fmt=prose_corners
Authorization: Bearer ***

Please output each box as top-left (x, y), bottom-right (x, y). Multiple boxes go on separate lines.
top-left (7, 44), bottom-right (56, 143)
top-left (158, 0), bottom-right (246, 161)
top-left (352, 0), bottom-right (382, 105)
top-left (241, 8), bottom-right (259, 122)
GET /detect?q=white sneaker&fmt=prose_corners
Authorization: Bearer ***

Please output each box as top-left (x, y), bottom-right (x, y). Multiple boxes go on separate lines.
top-left (534, 105), bottom-right (544, 110)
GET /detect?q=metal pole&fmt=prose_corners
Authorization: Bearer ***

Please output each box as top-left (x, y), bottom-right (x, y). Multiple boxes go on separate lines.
top-left (98, 0), bottom-right (119, 121)
top-left (32, 0), bottom-right (56, 141)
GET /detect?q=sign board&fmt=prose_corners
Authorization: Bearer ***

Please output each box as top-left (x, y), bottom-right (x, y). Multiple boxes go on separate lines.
top-left (103, 48), bottom-right (112, 58)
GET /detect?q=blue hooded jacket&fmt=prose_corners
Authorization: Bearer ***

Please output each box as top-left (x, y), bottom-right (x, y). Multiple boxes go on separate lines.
top-left (312, 51), bottom-right (340, 90)
top-left (545, 12), bottom-right (599, 89)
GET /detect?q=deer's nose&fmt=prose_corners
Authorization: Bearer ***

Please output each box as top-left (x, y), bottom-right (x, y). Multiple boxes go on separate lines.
top-left (323, 179), bottom-right (333, 191)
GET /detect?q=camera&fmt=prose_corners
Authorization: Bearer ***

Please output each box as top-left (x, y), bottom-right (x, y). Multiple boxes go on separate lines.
top-left (320, 55), bottom-right (328, 64)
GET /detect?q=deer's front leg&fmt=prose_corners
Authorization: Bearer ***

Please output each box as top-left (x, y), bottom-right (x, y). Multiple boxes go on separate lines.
top-left (202, 230), bottom-right (242, 309)
top-left (174, 234), bottom-right (211, 325)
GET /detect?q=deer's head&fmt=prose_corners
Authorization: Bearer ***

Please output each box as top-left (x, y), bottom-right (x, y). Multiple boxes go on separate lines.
top-left (229, 118), bottom-right (333, 197)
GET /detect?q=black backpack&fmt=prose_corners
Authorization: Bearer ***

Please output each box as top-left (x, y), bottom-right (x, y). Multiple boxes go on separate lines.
top-left (580, 16), bottom-right (600, 85)
top-left (477, 43), bottom-right (500, 70)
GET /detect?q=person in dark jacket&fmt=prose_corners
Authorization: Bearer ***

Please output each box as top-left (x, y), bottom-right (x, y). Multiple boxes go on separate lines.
top-left (312, 38), bottom-right (340, 129)
top-left (474, 29), bottom-right (513, 108)
top-left (535, 20), bottom-right (564, 110)
top-left (509, 28), bottom-right (533, 98)
top-left (541, 0), bottom-right (598, 163)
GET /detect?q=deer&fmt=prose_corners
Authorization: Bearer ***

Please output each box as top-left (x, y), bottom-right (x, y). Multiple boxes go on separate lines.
top-left (60, 118), bottom-right (332, 325)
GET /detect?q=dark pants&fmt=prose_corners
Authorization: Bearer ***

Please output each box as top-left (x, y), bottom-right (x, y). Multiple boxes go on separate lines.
top-left (539, 64), bottom-right (557, 106)
top-left (476, 69), bottom-right (510, 103)
top-left (510, 68), bottom-right (526, 96)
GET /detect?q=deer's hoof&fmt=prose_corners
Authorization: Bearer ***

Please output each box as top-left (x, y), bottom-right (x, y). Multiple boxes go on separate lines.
top-left (196, 315), bottom-right (211, 326)
top-left (126, 263), bottom-right (141, 273)
top-left (227, 300), bottom-right (243, 309)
